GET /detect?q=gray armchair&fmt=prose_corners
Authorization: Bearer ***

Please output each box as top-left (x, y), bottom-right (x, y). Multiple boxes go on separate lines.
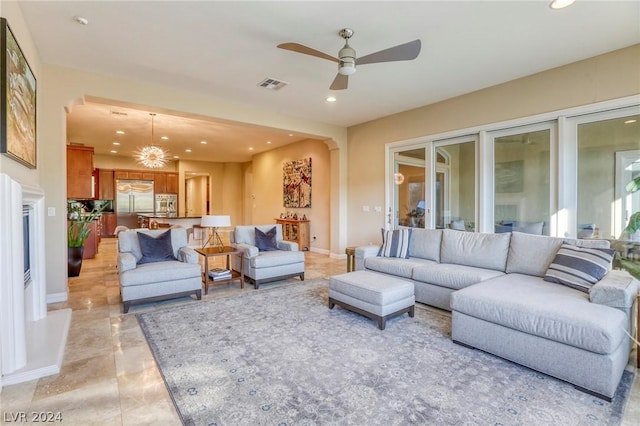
top-left (117, 228), bottom-right (202, 312)
top-left (231, 224), bottom-right (305, 289)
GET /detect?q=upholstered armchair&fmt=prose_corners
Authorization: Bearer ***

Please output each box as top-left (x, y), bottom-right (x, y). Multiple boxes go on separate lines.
top-left (231, 224), bottom-right (305, 289)
top-left (117, 228), bottom-right (202, 313)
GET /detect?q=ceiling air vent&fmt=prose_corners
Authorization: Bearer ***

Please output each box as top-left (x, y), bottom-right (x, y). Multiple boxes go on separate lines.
top-left (258, 78), bottom-right (288, 90)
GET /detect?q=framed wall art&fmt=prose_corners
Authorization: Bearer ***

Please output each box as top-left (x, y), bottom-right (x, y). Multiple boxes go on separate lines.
top-left (283, 157), bottom-right (312, 208)
top-left (0, 18), bottom-right (37, 169)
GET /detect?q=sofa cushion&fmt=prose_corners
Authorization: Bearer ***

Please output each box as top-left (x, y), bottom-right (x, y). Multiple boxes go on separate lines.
top-left (234, 224), bottom-right (283, 246)
top-left (543, 244), bottom-right (615, 293)
top-left (412, 263), bottom-right (504, 291)
top-left (440, 229), bottom-right (511, 271)
top-left (255, 226), bottom-right (279, 251)
top-left (330, 271), bottom-right (414, 306)
top-left (137, 230), bottom-right (177, 264)
top-left (120, 260), bottom-right (201, 287)
top-left (408, 228), bottom-right (442, 262)
top-left (378, 228), bottom-right (411, 258)
top-left (250, 249), bottom-right (304, 269)
top-left (506, 232), bottom-right (564, 277)
top-left (450, 274), bottom-right (627, 354)
top-left (119, 228), bottom-right (188, 262)
top-left (365, 256), bottom-right (435, 279)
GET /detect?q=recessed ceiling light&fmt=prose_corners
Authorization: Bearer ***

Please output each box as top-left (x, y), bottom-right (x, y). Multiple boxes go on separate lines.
top-left (326, 96), bottom-right (337, 102)
top-left (267, 141), bottom-right (272, 144)
top-left (110, 150), bottom-right (117, 154)
top-left (73, 16), bottom-right (89, 25)
top-left (288, 133), bottom-right (294, 137)
top-left (185, 149), bottom-right (192, 153)
top-left (200, 141), bottom-right (207, 144)
top-left (173, 155), bottom-right (180, 159)
top-left (249, 147), bottom-right (254, 151)
top-left (112, 142), bottom-right (120, 146)
top-left (116, 130), bottom-right (125, 135)
top-left (161, 136), bottom-right (169, 140)
top-left (624, 119), bottom-right (637, 124)
top-left (549, 0), bottom-right (576, 9)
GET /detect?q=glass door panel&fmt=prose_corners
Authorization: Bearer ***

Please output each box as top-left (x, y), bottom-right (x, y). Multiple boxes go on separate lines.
top-left (493, 128), bottom-right (551, 235)
top-left (393, 148), bottom-right (426, 229)
top-left (435, 140), bottom-right (476, 231)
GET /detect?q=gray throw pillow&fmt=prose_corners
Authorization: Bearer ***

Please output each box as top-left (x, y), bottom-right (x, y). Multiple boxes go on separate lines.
top-left (543, 243), bottom-right (615, 293)
top-left (137, 230), bottom-right (176, 264)
top-left (255, 226), bottom-right (278, 251)
top-left (377, 228), bottom-right (412, 259)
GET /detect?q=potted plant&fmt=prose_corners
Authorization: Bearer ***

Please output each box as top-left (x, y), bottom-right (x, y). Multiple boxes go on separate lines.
top-left (67, 201), bottom-right (105, 277)
top-left (624, 176), bottom-right (640, 241)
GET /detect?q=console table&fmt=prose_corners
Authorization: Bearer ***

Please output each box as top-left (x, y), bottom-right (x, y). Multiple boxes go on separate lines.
top-left (275, 218), bottom-right (310, 251)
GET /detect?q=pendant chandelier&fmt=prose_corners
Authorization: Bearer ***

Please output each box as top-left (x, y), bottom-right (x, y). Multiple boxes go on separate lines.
top-left (135, 113), bottom-right (169, 169)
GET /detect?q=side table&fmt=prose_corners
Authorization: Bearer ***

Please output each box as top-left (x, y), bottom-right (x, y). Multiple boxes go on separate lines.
top-left (195, 246), bottom-right (244, 295)
top-left (345, 246), bottom-right (356, 272)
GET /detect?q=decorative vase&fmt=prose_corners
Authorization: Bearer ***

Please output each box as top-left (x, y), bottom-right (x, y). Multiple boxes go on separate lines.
top-left (68, 246), bottom-right (84, 277)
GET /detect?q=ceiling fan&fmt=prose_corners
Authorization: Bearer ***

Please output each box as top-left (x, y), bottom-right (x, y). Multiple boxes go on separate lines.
top-left (278, 28), bottom-right (421, 90)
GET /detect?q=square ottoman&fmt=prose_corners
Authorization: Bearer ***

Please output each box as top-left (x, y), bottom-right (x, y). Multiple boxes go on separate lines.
top-left (329, 270), bottom-right (415, 330)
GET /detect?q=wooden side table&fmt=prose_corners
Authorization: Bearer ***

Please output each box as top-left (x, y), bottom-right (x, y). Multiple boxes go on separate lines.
top-left (345, 246), bottom-right (356, 272)
top-left (195, 246), bottom-right (244, 295)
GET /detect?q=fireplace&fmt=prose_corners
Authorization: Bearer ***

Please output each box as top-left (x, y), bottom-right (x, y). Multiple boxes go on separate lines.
top-left (0, 173), bottom-right (71, 390)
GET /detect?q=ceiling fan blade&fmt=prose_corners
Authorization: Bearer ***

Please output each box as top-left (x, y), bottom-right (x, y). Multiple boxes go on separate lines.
top-left (330, 73), bottom-right (348, 90)
top-left (277, 43), bottom-right (339, 63)
top-left (356, 39), bottom-right (421, 66)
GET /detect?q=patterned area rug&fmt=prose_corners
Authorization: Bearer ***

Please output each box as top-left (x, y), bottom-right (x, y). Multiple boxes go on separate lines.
top-left (137, 280), bottom-right (633, 425)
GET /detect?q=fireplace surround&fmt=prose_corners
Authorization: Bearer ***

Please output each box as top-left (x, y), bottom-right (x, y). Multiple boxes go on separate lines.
top-left (0, 173), bottom-right (71, 390)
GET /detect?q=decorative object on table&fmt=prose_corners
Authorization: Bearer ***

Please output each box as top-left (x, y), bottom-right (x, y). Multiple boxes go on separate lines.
top-left (302, 214), bottom-right (307, 220)
top-left (0, 18), bottom-right (37, 169)
top-left (200, 215), bottom-right (231, 250)
top-left (135, 113), bottom-right (169, 169)
top-left (137, 281), bottom-right (633, 426)
top-left (283, 157), bottom-right (312, 208)
top-left (67, 201), bottom-right (105, 277)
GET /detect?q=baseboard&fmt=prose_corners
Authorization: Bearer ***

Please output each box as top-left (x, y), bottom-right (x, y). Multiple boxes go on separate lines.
top-left (46, 291), bottom-right (68, 304)
top-left (329, 252), bottom-right (347, 260)
top-left (310, 247), bottom-right (330, 255)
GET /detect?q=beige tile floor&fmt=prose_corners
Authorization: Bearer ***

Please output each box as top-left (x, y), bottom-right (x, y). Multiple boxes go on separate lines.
top-left (1, 238), bottom-right (638, 425)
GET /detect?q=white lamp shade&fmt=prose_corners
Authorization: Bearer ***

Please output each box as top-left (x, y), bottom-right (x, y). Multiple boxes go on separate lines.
top-left (200, 215), bottom-right (231, 227)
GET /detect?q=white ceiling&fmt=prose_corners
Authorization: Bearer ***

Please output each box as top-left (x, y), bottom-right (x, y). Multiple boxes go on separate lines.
top-left (18, 1), bottom-right (640, 163)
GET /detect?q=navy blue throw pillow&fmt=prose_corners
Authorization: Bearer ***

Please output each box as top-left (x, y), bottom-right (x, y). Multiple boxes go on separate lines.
top-left (255, 226), bottom-right (279, 251)
top-left (137, 230), bottom-right (176, 264)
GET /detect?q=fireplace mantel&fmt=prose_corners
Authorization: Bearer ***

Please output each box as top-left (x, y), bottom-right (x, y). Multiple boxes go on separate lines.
top-left (0, 173), bottom-right (71, 390)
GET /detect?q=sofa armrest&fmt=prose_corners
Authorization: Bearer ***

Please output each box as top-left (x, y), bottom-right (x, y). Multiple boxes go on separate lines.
top-left (355, 245), bottom-right (381, 271)
top-left (234, 243), bottom-right (259, 259)
top-left (278, 240), bottom-right (299, 251)
top-left (117, 252), bottom-right (137, 273)
top-left (178, 247), bottom-right (199, 264)
top-left (590, 269), bottom-right (639, 309)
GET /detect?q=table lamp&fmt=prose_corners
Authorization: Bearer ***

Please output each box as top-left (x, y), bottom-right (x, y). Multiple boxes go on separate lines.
top-left (200, 215), bottom-right (231, 250)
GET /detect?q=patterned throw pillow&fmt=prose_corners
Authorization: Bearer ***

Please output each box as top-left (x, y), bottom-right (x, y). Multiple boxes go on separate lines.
top-left (377, 228), bottom-right (412, 259)
top-left (255, 226), bottom-right (279, 251)
top-left (137, 230), bottom-right (176, 264)
top-left (543, 243), bottom-right (615, 293)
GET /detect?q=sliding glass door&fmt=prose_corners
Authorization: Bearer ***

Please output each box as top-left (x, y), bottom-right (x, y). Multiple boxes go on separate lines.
top-left (392, 148), bottom-right (426, 229)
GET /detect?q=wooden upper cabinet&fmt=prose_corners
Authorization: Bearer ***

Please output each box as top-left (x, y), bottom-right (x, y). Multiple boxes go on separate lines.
top-left (67, 145), bottom-right (94, 199)
top-left (127, 171), bottom-right (142, 180)
top-left (166, 173), bottom-right (179, 193)
top-left (98, 169), bottom-right (115, 200)
top-left (114, 170), bottom-right (129, 180)
top-left (154, 173), bottom-right (166, 194)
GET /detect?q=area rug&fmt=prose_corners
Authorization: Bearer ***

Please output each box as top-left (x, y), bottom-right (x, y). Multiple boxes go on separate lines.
top-left (137, 280), bottom-right (634, 425)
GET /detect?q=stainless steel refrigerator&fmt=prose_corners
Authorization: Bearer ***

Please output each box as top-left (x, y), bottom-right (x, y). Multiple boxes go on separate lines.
top-left (116, 180), bottom-right (155, 228)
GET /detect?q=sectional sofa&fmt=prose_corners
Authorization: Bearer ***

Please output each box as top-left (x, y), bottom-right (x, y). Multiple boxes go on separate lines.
top-left (355, 229), bottom-right (638, 400)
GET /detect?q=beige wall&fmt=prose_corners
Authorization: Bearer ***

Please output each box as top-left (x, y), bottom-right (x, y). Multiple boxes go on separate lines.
top-left (250, 139), bottom-right (331, 252)
top-left (347, 44), bottom-right (640, 246)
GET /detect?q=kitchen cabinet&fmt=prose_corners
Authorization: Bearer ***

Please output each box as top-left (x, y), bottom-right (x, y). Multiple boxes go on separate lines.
top-left (166, 173), bottom-right (179, 193)
top-left (114, 170), bottom-right (129, 179)
top-left (67, 145), bottom-right (94, 199)
top-left (127, 171), bottom-right (142, 180)
top-left (82, 220), bottom-right (99, 259)
top-left (275, 218), bottom-right (310, 251)
top-left (154, 173), bottom-right (167, 193)
top-left (98, 169), bottom-right (114, 200)
top-left (101, 213), bottom-right (117, 237)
